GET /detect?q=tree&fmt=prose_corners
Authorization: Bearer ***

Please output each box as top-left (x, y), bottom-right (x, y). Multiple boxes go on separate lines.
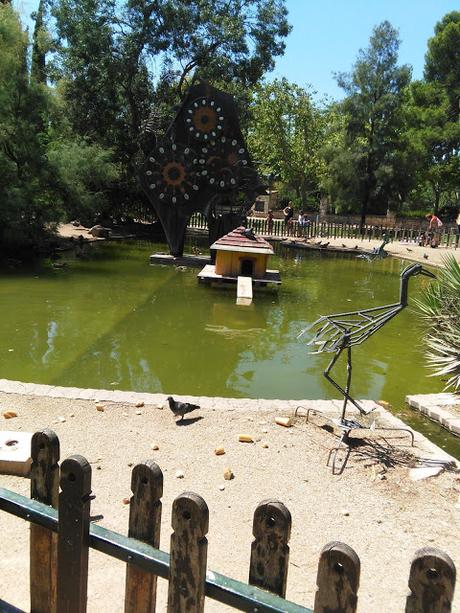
top-left (330, 21), bottom-right (411, 229)
top-left (425, 11), bottom-right (460, 120)
top-left (31, 0), bottom-right (50, 84)
top-left (0, 5), bottom-right (59, 252)
top-left (404, 80), bottom-right (460, 214)
top-left (47, 139), bottom-right (120, 224)
top-left (247, 78), bottom-right (326, 207)
top-left (416, 12), bottom-right (460, 214)
top-left (50, 0), bottom-right (291, 216)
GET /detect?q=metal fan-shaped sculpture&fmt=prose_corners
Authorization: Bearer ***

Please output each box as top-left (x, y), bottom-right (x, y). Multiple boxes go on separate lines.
top-left (139, 82), bottom-right (264, 257)
top-left (299, 263), bottom-right (435, 473)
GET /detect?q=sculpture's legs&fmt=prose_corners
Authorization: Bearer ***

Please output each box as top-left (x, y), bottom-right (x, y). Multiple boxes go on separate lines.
top-left (340, 346), bottom-right (353, 421)
top-left (323, 346), bottom-right (367, 417)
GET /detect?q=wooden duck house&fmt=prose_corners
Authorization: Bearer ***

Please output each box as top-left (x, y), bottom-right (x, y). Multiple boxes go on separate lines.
top-left (198, 227), bottom-right (281, 303)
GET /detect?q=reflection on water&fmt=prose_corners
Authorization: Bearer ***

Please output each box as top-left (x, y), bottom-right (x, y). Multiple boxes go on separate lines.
top-left (0, 241), bottom-right (445, 403)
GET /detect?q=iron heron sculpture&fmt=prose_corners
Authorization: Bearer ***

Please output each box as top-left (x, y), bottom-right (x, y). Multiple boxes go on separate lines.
top-left (298, 263), bottom-right (435, 473)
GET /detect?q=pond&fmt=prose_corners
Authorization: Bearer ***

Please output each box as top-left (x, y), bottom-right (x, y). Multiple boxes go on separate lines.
top-left (1, 240), bottom-right (458, 457)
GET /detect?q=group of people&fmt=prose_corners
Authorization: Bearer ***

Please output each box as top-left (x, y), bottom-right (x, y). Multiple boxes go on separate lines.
top-left (266, 204), bottom-right (460, 246)
top-left (266, 202), bottom-right (310, 236)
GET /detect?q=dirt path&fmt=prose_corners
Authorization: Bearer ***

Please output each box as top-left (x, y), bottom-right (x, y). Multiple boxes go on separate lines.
top-left (282, 235), bottom-right (460, 268)
top-left (0, 390), bottom-right (459, 612)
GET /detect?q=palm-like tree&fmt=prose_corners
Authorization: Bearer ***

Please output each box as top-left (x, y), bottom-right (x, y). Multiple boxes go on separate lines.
top-left (416, 256), bottom-right (460, 391)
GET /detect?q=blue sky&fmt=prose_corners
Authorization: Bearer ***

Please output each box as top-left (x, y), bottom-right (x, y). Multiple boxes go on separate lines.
top-left (269, 0), bottom-right (460, 100)
top-left (13, 0), bottom-right (459, 100)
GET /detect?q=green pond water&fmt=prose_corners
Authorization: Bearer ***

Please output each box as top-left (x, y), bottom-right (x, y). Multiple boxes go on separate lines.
top-left (1, 240), bottom-right (459, 457)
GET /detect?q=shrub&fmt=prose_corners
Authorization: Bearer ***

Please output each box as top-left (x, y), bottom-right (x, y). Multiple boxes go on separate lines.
top-left (416, 256), bottom-right (460, 391)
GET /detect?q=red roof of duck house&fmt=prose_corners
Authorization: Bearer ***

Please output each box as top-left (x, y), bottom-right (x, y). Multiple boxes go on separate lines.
top-left (210, 227), bottom-right (274, 255)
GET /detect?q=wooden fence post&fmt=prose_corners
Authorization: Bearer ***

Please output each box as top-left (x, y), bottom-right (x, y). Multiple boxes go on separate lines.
top-left (405, 547), bottom-right (456, 613)
top-left (124, 461), bottom-right (163, 613)
top-left (314, 541), bottom-right (360, 613)
top-left (57, 455), bottom-right (92, 613)
top-left (249, 499), bottom-right (291, 597)
top-left (167, 492), bottom-right (208, 613)
top-left (30, 429), bottom-right (60, 613)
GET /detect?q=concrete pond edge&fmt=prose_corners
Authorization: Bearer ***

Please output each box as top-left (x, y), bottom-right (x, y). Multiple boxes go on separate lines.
top-left (406, 393), bottom-right (460, 439)
top-left (0, 379), bottom-right (458, 467)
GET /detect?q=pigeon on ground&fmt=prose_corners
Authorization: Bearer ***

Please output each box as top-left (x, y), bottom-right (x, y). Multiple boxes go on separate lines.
top-left (341, 243), bottom-right (347, 248)
top-left (406, 248), bottom-right (413, 252)
top-left (423, 253), bottom-right (429, 260)
top-left (320, 242), bottom-right (330, 248)
top-left (167, 396), bottom-right (200, 421)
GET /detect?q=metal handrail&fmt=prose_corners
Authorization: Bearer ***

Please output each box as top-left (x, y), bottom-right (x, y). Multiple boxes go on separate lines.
top-left (0, 487), bottom-right (312, 613)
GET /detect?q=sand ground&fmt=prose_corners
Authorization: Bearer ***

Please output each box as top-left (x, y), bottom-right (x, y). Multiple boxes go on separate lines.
top-left (0, 390), bottom-right (459, 612)
top-left (283, 235), bottom-right (460, 268)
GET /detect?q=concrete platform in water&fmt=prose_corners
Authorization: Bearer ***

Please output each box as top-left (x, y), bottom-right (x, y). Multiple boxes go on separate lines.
top-left (149, 253), bottom-right (210, 267)
top-left (281, 239), bottom-right (367, 255)
top-left (197, 264), bottom-right (281, 287)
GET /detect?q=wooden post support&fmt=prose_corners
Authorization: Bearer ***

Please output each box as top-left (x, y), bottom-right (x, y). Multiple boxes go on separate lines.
top-left (124, 461), bottom-right (163, 613)
top-left (405, 547), bottom-right (456, 613)
top-left (30, 429), bottom-right (60, 613)
top-left (249, 499), bottom-right (291, 597)
top-left (57, 455), bottom-right (92, 613)
top-left (167, 492), bottom-right (209, 613)
top-left (314, 541), bottom-right (360, 613)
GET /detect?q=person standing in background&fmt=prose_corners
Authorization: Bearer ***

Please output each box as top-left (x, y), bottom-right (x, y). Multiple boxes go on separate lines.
top-left (426, 213), bottom-right (443, 248)
top-left (267, 209), bottom-right (274, 235)
top-left (283, 202), bottom-right (294, 236)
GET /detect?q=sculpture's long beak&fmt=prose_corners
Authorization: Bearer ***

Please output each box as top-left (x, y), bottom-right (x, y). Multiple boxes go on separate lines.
top-left (420, 268), bottom-right (436, 278)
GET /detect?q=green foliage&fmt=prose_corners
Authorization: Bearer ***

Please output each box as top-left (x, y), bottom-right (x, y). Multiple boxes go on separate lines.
top-left (50, 0), bottom-right (291, 213)
top-left (404, 80), bottom-right (460, 213)
top-left (425, 11), bottom-right (460, 119)
top-left (416, 256), bottom-right (460, 391)
top-left (0, 5), bottom-right (59, 251)
top-left (327, 22), bottom-right (412, 221)
top-left (48, 139), bottom-right (120, 224)
top-left (247, 78), bottom-right (326, 207)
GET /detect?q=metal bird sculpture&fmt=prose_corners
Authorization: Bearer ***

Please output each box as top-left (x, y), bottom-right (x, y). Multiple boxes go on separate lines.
top-left (300, 263), bottom-right (435, 422)
top-left (167, 396), bottom-right (200, 421)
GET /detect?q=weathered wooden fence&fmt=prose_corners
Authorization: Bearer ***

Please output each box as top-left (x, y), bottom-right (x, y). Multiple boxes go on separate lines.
top-left (0, 429), bottom-right (457, 613)
top-left (188, 214), bottom-right (460, 247)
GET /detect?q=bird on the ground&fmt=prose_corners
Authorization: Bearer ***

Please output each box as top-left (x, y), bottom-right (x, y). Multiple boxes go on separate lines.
top-left (320, 242), bottom-right (330, 248)
top-left (423, 253), bottom-right (429, 260)
top-left (406, 248), bottom-right (413, 252)
top-left (341, 243), bottom-right (347, 248)
top-left (315, 240), bottom-right (322, 246)
top-left (167, 396), bottom-right (200, 421)
top-left (354, 245), bottom-right (359, 249)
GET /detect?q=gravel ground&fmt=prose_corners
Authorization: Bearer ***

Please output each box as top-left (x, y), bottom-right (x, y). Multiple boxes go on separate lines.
top-left (0, 391), bottom-right (459, 612)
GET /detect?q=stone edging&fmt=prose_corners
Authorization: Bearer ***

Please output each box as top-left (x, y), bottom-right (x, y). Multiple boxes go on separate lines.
top-left (0, 379), bottom-right (458, 466)
top-left (406, 393), bottom-right (460, 438)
